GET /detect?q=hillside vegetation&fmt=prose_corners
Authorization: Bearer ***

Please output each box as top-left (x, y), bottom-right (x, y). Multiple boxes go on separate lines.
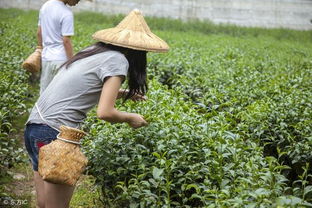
top-left (0, 8), bottom-right (311, 207)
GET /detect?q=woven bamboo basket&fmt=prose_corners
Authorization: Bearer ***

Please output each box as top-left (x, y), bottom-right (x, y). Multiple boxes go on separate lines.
top-left (38, 125), bottom-right (88, 186)
top-left (22, 46), bottom-right (42, 73)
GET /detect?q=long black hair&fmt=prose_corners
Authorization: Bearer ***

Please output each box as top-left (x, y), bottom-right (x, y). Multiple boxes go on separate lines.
top-left (60, 42), bottom-right (147, 101)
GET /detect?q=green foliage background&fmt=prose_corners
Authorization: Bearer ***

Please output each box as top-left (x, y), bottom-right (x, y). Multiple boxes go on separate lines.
top-left (0, 8), bottom-right (311, 207)
top-left (0, 10), bottom-right (35, 177)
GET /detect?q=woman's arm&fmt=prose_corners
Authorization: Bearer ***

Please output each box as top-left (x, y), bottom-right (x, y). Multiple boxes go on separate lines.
top-left (117, 89), bottom-right (128, 99)
top-left (97, 76), bottom-right (148, 128)
top-left (117, 89), bottom-right (147, 101)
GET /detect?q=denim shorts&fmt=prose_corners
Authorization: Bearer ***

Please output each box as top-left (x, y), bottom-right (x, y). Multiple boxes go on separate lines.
top-left (24, 123), bottom-right (59, 171)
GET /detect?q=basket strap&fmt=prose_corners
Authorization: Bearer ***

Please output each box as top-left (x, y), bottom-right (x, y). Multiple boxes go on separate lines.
top-left (35, 103), bottom-right (60, 132)
top-left (57, 133), bottom-right (81, 145)
top-left (35, 103), bottom-right (81, 131)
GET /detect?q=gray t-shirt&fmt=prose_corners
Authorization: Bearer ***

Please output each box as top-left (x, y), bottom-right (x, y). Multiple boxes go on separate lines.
top-left (27, 50), bottom-right (129, 130)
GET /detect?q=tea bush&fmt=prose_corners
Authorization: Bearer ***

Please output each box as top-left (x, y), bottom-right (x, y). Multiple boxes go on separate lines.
top-left (0, 10), bottom-right (37, 175)
top-left (147, 31), bottom-right (312, 190)
top-left (83, 80), bottom-right (299, 207)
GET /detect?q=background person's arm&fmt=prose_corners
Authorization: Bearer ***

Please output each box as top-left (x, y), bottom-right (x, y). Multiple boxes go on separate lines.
top-left (37, 26), bottom-right (42, 48)
top-left (63, 36), bottom-right (73, 59)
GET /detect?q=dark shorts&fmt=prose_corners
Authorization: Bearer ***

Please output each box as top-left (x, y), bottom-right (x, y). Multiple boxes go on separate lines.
top-left (24, 123), bottom-right (59, 171)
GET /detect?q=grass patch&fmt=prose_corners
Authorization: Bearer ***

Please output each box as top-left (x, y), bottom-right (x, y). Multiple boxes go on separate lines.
top-left (70, 175), bottom-right (102, 208)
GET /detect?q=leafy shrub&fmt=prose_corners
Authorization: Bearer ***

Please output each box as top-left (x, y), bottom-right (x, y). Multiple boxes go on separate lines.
top-left (82, 80), bottom-right (309, 207)
top-left (0, 14), bottom-right (36, 175)
top-left (147, 31), bottom-right (312, 192)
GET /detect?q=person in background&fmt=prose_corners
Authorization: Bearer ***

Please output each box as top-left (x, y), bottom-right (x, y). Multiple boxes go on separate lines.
top-left (24, 9), bottom-right (169, 208)
top-left (37, 0), bottom-right (80, 94)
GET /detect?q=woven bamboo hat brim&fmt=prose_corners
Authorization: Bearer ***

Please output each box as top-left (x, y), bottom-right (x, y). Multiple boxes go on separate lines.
top-left (92, 9), bottom-right (169, 53)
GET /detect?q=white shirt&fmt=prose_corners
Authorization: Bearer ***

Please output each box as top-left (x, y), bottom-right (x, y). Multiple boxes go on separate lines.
top-left (38, 0), bottom-right (74, 61)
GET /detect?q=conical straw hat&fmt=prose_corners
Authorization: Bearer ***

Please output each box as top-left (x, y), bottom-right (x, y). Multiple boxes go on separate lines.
top-left (92, 9), bottom-right (169, 53)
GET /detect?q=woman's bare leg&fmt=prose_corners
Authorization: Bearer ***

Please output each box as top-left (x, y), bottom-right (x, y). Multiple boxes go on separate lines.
top-left (34, 171), bottom-right (45, 208)
top-left (44, 181), bottom-right (75, 208)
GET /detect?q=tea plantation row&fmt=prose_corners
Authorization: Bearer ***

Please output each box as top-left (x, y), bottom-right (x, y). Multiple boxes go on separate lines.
top-left (1, 8), bottom-right (311, 207)
top-left (83, 36), bottom-right (312, 207)
top-left (148, 31), bottom-right (312, 182)
top-left (0, 11), bottom-right (37, 177)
